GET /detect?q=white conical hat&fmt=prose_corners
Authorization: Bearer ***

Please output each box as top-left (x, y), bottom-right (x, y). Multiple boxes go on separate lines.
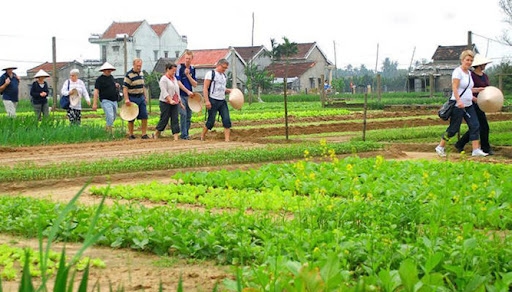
top-left (229, 88), bottom-right (244, 110)
top-left (34, 69), bottom-right (50, 78)
top-left (188, 92), bottom-right (203, 113)
top-left (99, 62), bottom-right (116, 71)
top-left (120, 102), bottom-right (139, 121)
top-left (472, 54), bottom-right (492, 67)
top-left (477, 86), bottom-right (504, 112)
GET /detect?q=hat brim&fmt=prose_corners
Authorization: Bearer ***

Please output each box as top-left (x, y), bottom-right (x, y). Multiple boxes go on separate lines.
top-left (2, 67), bottom-right (17, 71)
top-left (477, 86), bottom-right (504, 112)
top-left (229, 88), bottom-right (244, 110)
top-left (188, 92), bottom-right (203, 113)
top-left (120, 102), bottom-right (139, 121)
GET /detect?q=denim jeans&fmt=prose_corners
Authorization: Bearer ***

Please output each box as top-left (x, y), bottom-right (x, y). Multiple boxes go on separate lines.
top-left (179, 95), bottom-right (192, 139)
top-left (101, 99), bottom-right (118, 126)
top-left (444, 105), bottom-right (480, 141)
top-left (205, 98), bottom-right (231, 130)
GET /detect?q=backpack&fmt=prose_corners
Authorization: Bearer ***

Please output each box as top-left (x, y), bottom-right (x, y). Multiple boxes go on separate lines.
top-left (178, 64), bottom-right (195, 83)
top-left (207, 70), bottom-right (225, 98)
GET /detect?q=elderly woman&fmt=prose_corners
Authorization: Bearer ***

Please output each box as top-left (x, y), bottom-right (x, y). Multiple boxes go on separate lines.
top-left (30, 69), bottom-right (50, 120)
top-left (154, 63), bottom-right (182, 140)
top-left (61, 68), bottom-right (91, 125)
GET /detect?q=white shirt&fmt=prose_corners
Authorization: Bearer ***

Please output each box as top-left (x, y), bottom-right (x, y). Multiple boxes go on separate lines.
top-left (450, 66), bottom-right (474, 107)
top-left (204, 70), bottom-right (227, 100)
top-left (158, 75), bottom-right (180, 104)
top-left (61, 79), bottom-right (90, 110)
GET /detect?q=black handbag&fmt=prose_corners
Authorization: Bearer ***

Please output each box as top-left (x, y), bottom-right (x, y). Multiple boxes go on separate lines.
top-left (438, 75), bottom-right (470, 120)
top-left (438, 100), bottom-right (456, 120)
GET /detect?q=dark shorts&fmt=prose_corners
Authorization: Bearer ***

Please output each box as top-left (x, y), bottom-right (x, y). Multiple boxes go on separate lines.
top-left (128, 95), bottom-right (148, 120)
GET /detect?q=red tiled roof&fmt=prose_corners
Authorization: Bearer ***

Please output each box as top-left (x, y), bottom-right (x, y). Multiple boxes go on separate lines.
top-left (27, 62), bottom-right (70, 73)
top-left (151, 23), bottom-right (169, 37)
top-left (101, 21), bottom-right (144, 39)
top-left (175, 49), bottom-right (230, 68)
top-left (265, 61), bottom-right (315, 78)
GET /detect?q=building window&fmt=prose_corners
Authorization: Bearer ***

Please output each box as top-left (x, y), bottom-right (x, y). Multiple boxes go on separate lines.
top-left (112, 46), bottom-right (120, 52)
top-left (175, 51), bottom-right (180, 58)
top-left (136, 50), bottom-right (141, 58)
top-left (164, 51), bottom-right (168, 58)
top-left (154, 50), bottom-right (158, 61)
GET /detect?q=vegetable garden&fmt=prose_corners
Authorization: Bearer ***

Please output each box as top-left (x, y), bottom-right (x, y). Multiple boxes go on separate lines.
top-left (0, 93), bottom-right (511, 291)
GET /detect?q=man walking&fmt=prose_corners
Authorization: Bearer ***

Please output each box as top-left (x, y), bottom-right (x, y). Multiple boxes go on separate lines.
top-left (176, 50), bottom-right (197, 140)
top-left (0, 65), bottom-right (20, 117)
top-left (123, 58), bottom-right (150, 139)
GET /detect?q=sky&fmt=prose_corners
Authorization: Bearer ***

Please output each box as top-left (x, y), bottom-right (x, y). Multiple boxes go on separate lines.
top-left (1, 0), bottom-right (511, 76)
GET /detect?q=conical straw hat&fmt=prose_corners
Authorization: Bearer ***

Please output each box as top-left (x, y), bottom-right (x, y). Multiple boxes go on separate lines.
top-left (188, 92), bottom-right (203, 113)
top-left (34, 69), bottom-right (50, 78)
top-left (229, 88), bottom-right (244, 110)
top-left (477, 86), bottom-right (504, 112)
top-left (120, 102), bottom-right (139, 121)
top-left (99, 62), bottom-right (116, 71)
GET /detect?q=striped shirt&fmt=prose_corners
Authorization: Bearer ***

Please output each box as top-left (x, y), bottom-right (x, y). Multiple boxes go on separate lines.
top-left (123, 69), bottom-right (145, 96)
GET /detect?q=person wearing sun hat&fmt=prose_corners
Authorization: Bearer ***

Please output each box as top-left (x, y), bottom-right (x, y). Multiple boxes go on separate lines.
top-left (454, 54), bottom-right (494, 154)
top-left (30, 69), bottom-right (51, 120)
top-left (93, 62), bottom-right (120, 134)
top-left (0, 65), bottom-right (20, 117)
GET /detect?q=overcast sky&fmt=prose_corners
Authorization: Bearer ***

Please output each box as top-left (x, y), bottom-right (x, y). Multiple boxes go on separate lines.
top-left (1, 0), bottom-right (511, 75)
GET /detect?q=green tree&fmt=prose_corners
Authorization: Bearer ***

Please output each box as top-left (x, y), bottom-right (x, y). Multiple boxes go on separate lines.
top-left (244, 63), bottom-right (273, 102)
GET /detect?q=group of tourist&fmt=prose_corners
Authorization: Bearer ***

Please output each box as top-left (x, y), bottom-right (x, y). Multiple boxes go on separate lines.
top-left (0, 49), bottom-right (234, 142)
top-left (1, 49), bottom-right (495, 149)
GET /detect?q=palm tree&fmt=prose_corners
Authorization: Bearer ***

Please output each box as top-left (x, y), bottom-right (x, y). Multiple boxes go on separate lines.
top-left (268, 37), bottom-right (298, 140)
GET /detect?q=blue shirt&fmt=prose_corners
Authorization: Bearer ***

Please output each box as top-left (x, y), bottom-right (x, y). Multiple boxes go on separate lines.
top-left (0, 72), bottom-right (19, 102)
top-left (176, 64), bottom-right (196, 97)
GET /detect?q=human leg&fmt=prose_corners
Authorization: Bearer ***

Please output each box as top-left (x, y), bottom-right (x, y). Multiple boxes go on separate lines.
top-left (475, 106), bottom-right (491, 153)
top-left (218, 100), bottom-right (232, 141)
top-left (42, 103), bottom-right (49, 118)
top-left (33, 103), bottom-right (42, 121)
top-left (101, 100), bottom-right (117, 127)
top-left (179, 96), bottom-right (191, 139)
top-left (3, 100), bottom-right (17, 117)
top-left (436, 108), bottom-right (464, 156)
top-left (170, 104), bottom-right (180, 138)
top-left (155, 101), bottom-right (171, 132)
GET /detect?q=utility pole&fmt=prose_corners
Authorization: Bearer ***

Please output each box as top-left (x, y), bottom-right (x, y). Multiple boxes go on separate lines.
top-left (52, 37), bottom-right (57, 112)
top-left (333, 40), bottom-right (338, 79)
top-left (405, 46), bottom-right (416, 92)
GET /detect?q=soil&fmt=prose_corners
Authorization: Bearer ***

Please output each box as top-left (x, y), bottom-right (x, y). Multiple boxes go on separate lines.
top-left (1, 108), bottom-right (511, 291)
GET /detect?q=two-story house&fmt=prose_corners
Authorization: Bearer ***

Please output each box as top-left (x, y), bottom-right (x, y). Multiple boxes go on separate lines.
top-left (88, 20), bottom-right (188, 78)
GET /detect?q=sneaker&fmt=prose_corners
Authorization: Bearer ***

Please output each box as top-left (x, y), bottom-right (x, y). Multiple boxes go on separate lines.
top-left (128, 135), bottom-right (136, 140)
top-left (483, 149), bottom-right (494, 156)
top-left (141, 134), bottom-right (150, 139)
top-left (435, 145), bottom-right (446, 157)
top-left (472, 149), bottom-right (489, 157)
